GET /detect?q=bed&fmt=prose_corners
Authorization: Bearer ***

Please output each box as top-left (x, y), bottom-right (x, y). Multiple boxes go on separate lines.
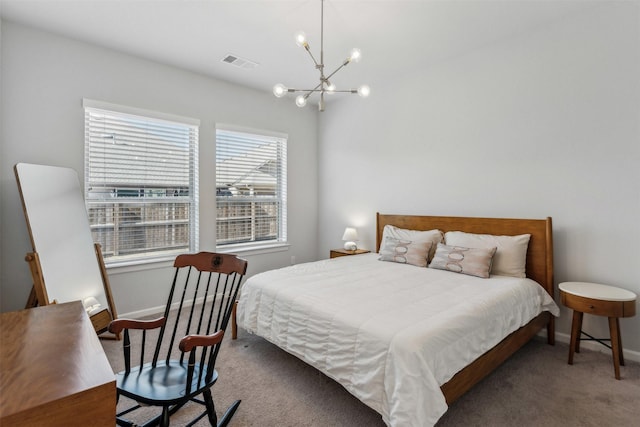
top-left (235, 213), bottom-right (559, 426)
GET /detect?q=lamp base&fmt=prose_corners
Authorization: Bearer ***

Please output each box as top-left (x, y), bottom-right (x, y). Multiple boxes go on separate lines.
top-left (343, 241), bottom-right (357, 251)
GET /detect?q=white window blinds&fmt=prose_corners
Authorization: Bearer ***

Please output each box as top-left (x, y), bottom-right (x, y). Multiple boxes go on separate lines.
top-left (83, 99), bottom-right (199, 265)
top-left (216, 127), bottom-right (287, 246)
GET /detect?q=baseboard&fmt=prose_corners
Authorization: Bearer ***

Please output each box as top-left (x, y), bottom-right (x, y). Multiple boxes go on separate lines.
top-left (119, 305), bottom-right (165, 319)
top-left (552, 331), bottom-right (640, 363)
top-left (118, 295), bottom-right (216, 320)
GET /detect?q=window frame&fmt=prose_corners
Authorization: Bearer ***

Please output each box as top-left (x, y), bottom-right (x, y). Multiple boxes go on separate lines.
top-left (83, 99), bottom-right (200, 267)
top-left (215, 124), bottom-right (288, 253)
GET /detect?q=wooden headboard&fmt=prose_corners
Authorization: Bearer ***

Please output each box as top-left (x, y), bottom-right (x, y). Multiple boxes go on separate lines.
top-left (376, 213), bottom-right (554, 297)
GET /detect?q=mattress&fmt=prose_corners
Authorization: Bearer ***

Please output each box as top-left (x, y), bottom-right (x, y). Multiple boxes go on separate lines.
top-left (237, 253), bottom-right (559, 426)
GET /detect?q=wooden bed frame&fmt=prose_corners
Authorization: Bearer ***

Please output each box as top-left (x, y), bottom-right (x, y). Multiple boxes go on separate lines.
top-left (231, 213), bottom-right (556, 408)
top-left (376, 213), bottom-right (555, 404)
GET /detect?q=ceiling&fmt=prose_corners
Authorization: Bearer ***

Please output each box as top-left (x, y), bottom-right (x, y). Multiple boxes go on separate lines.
top-left (1, 0), bottom-right (597, 98)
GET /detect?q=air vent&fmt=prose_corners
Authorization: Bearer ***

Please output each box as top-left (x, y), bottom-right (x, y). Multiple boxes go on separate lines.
top-left (221, 54), bottom-right (259, 69)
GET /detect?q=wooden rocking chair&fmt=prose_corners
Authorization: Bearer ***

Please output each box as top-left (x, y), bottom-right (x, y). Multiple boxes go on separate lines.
top-left (109, 252), bottom-right (247, 427)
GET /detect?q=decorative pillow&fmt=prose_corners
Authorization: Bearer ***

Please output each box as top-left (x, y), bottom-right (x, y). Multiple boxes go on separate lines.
top-left (444, 231), bottom-right (531, 278)
top-left (428, 243), bottom-right (497, 278)
top-left (380, 225), bottom-right (443, 262)
top-left (379, 236), bottom-right (432, 267)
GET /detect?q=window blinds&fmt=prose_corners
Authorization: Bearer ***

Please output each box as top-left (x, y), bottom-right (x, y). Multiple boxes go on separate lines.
top-left (216, 127), bottom-right (287, 246)
top-left (83, 100), bottom-right (199, 264)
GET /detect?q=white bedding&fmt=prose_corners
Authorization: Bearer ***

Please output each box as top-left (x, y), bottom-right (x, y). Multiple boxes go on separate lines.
top-left (237, 253), bottom-right (559, 426)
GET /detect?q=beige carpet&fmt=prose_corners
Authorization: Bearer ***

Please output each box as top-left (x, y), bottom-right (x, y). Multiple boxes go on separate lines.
top-left (101, 330), bottom-right (640, 427)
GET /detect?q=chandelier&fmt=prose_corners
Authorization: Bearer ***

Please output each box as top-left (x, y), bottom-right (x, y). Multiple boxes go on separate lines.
top-left (273, 0), bottom-right (370, 112)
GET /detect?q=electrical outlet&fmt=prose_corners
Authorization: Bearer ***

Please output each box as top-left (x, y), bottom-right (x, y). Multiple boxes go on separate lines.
top-left (291, 255), bottom-right (296, 265)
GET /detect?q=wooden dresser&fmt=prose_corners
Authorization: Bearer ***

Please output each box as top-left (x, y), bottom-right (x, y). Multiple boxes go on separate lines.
top-left (0, 301), bottom-right (115, 425)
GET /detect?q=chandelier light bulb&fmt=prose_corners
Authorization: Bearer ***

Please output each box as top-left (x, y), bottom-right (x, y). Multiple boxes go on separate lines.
top-left (294, 31), bottom-right (308, 48)
top-left (295, 95), bottom-right (307, 107)
top-left (273, 83), bottom-right (287, 98)
top-left (326, 82), bottom-right (336, 92)
top-left (349, 48), bottom-right (362, 63)
top-left (357, 84), bottom-right (370, 98)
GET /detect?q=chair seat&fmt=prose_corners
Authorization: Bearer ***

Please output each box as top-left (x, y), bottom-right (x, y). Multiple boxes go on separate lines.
top-left (116, 360), bottom-right (218, 406)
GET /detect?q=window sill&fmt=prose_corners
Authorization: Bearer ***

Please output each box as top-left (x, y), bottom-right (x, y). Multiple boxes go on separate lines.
top-left (215, 242), bottom-right (290, 256)
top-left (105, 243), bottom-right (290, 274)
top-left (106, 256), bottom-right (175, 275)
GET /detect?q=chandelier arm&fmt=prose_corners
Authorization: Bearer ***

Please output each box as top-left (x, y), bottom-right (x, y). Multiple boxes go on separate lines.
top-left (287, 79), bottom-right (324, 98)
top-left (302, 45), bottom-right (321, 69)
top-left (290, 79), bottom-right (324, 92)
top-left (306, 81), bottom-right (324, 98)
top-left (287, 88), bottom-right (326, 93)
top-left (324, 61), bottom-right (350, 82)
top-left (301, 0), bottom-right (324, 70)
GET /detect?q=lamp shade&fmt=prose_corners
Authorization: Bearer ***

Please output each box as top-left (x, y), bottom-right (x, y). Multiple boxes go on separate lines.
top-left (342, 227), bottom-right (358, 250)
top-left (342, 227), bottom-right (358, 241)
top-left (83, 296), bottom-right (102, 314)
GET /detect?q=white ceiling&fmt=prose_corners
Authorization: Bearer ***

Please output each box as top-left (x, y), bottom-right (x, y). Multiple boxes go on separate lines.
top-left (1, 0), bottom-right (597, 96)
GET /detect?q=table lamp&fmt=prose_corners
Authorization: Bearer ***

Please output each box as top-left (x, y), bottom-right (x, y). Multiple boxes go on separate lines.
top-left (342, 227), bottom-right (359, 250)
top-left (83, 296), bottom-right (102, 315)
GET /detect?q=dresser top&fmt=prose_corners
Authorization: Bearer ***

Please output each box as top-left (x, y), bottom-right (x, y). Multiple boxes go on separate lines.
top-left (0, 301), bottom-right (115, 419)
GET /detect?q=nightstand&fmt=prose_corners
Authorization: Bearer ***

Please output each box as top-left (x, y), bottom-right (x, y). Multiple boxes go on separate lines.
top-left (330, 249), bottom-right (371, 259)
top-left (559, 281), bottom-right (636, 380)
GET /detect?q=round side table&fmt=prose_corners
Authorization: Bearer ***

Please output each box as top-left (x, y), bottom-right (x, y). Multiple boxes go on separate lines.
top-left (559, 282), bottom-right (636, 380)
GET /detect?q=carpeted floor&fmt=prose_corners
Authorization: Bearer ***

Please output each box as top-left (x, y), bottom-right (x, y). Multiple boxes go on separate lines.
top-left (101, 331), bottom-right (640, 427)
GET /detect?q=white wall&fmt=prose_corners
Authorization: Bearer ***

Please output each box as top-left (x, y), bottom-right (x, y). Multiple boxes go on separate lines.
top-left (2, 3), bottom-right (639, 358)
top-left (0, 21), bottom-right (319, 315)
top-left (319, 3), bottom-right (640, 354)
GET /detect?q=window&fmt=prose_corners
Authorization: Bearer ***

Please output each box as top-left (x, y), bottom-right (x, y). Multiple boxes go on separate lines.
top-left (216, 126), bottom-right (287, 248)
top-left (83, 99), bottom-right (199, 266)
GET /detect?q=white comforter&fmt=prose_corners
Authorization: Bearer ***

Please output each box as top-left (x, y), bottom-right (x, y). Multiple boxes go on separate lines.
top-left (237, 253), bottom-right (559, 426)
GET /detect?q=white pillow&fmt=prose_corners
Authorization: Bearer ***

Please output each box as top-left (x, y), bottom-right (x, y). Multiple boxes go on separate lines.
top-left (444, 231), bottom-right (531, 278)
top-left (380, 225), bottom-right (443, 262)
